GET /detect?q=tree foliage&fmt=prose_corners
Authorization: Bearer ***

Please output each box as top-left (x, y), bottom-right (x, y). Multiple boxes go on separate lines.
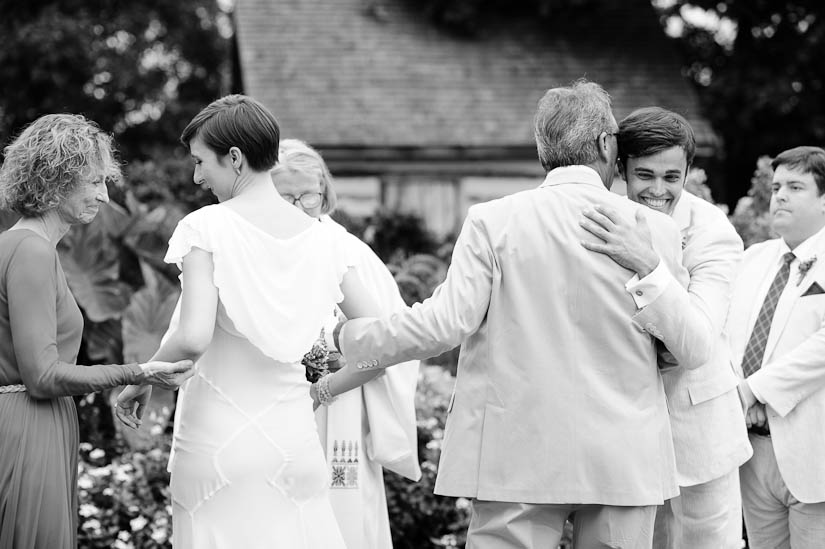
top-left (0, 0), bottom-right (232, 161)
top-left (655, 1), bottom-right (825, 206)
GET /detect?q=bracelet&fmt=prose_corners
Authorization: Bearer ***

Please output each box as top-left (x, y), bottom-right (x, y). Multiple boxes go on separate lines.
top-left (316, 374), bottom-right (337, 406)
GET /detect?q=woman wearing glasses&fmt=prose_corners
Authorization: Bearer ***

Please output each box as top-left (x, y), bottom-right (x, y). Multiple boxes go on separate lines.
top-left (271, 139), bottom-right (421, 549)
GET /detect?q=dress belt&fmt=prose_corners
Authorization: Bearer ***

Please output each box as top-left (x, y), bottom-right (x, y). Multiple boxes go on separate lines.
top-left (0, 384), bottom-right (26, 394)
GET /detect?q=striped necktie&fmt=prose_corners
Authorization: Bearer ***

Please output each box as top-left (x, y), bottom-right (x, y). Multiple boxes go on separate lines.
top-left (741, 252), bottom-right (796, 378)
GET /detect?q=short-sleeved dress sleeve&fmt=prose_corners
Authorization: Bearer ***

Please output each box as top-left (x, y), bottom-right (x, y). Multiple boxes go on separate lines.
top-left (165, 211), bottom-right (213, 268)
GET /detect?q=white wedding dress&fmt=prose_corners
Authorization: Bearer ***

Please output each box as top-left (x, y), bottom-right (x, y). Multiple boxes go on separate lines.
top-left (163, 205), bottom-right (353, 549)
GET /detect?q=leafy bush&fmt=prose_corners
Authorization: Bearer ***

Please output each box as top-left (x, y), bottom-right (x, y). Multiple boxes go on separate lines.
top-left (77, 442), bottom-right (173, 549)
top-left (360, 208), bottom-right (441, 264)
top-left (730, 155), bottom-right (776, 248)
top-left (385, 366), bottom-right (470, 548)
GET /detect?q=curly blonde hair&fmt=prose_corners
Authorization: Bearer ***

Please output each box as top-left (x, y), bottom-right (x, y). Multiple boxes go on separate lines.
top-left (271, 139), bottom-right (338, 215)
top-left (0, 114), bottom-right (121, 217)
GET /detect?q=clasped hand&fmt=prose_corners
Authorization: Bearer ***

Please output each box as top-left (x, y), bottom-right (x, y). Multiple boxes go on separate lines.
top-left (115, 359), bottom-right (194, 430)
top-left (738, 379), bottom-right (768, 429)
top-left (579, 204), bottom-right (660, 277)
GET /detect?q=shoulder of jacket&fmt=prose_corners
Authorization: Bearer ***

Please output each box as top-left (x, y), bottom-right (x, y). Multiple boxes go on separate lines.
top-left (743, 238), bottom-right (780, 260)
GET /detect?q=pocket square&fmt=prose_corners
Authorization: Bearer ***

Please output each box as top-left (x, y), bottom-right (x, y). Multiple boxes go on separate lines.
top-left (802, 281), bottom-right (825, 296)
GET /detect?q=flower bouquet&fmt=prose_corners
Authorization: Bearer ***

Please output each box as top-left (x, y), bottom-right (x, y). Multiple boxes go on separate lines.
top-left (302, 329), bottom-right (331, 383)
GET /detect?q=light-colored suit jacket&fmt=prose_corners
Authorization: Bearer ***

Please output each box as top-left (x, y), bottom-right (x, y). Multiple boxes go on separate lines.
top-left (726, 229), bottom-right (825, 503)
top-left (340, 166), bottom-right (688, 505)
top-left (632, 191), bottom-right (752, 486)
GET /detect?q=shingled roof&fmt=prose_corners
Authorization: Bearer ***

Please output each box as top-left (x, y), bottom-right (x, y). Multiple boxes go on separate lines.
top-left (235, 0), bottom-right (717, 151)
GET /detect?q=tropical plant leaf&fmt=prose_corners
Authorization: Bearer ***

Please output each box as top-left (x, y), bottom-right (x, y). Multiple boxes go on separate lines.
top-left (59, 218), bottom-right (132, 322)
top-left (82, 318), bottom-right (123, 363)
top-left (122, 202), bottom-right (186, 279)
top-left (94, 199), bottom-right (134, 239)
top-left (121, 262), bottom-right (180, 364)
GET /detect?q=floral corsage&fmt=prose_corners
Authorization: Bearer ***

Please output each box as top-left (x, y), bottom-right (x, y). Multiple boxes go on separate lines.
top-left (303, 329), bottom-right (330, 383)
top-left (797, 256), bottom-right (817, 286)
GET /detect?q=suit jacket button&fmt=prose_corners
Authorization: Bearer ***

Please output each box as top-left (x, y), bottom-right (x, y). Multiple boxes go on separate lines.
top-left (636, 290), bottom-right (644, 296)
top-left (356, 361), bottom-right (367, 369)
top-left (371, 359), bottom-right (379, 367)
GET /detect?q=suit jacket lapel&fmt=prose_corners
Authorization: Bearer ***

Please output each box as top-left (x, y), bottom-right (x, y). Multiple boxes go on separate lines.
top-left (764, 242), bottom-right (825, 363)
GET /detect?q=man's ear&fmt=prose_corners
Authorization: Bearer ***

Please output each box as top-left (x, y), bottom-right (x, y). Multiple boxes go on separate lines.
top-left (597, 132), bottom-right (612, 162)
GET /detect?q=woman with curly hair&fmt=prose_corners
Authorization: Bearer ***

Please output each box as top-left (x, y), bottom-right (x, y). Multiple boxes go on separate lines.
top-left (0, 113), bottom-right (193, 549)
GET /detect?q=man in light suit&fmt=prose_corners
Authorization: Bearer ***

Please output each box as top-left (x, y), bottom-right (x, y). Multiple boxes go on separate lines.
top-left (726, 146), bottom-right (825, 548)
top-left (320, 80), bottom-right (691, 548)
top-left (579, 107), bottom-right (751, 548)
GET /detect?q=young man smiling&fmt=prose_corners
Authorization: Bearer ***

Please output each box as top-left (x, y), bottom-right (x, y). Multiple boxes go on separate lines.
top-left (580, 107), bottom-right (751, 549)
top-left (725, 146), bottom-right (825, 548)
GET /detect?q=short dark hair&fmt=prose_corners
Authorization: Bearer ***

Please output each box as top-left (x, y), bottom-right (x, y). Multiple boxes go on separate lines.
top-left (180, 94), bottom-right (280, 172)
top-left (771, 146), bottom-right (825, 195)
top-left (617, 107), bottom-right (695, 171)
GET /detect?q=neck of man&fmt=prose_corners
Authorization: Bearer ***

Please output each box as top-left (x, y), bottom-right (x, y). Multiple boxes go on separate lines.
top-left (583, 160), bottom-right (613, 189)
top-left (781, 219), bottom-right (825, 251)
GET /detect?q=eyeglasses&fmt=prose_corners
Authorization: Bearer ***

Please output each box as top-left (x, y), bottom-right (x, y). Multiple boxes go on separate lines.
top-left (283, 192), bottom-right (323, 209)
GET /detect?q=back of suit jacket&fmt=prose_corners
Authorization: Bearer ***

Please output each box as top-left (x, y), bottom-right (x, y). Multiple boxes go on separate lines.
top-left (341, 166), bottom-right (688, 505)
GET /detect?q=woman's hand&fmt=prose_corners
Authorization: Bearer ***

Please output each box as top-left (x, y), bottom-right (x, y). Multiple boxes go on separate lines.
top-left (115, 385), bottom-right (153, 430)
top-left (139, 359), bottom-right (194, 390)
top-left (310, 382), bottom-right (321, 411)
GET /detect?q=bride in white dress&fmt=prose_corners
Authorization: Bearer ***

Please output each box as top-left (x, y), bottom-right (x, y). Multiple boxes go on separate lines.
top-left (116, 95), bottom-right (383, 549)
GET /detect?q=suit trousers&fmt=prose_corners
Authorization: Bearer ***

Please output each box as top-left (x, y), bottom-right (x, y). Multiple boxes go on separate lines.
top-left (466, 499), bottom-right (656, 549)
top-left (652, 469), bottom-right (743, 549)
top-left (741, 434), bottom-right (825, 549)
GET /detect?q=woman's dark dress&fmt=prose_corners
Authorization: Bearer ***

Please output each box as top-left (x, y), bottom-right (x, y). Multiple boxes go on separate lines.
top-left (0, 230), bottom-right (142, 549)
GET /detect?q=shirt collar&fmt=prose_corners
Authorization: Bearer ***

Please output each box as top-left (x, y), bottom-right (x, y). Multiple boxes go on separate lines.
top-left (670, 192), bottom-right (692, 232)
top-left (538, 165), bottom-right (607, 190)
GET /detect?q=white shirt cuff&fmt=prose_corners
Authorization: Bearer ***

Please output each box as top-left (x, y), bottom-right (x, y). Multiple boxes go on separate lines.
top-left (747, 378), bottom-right (766, 404)
top-left (625, 261), bottom-right (669, 309)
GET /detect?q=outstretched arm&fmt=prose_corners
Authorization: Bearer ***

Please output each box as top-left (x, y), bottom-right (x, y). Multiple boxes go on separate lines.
top-left (116, 247), bottom-right (215, 427)
top-left (333, 208), bottom-right (494, 378)
top-left (314, 267), bottom-right (388, 403)
top-left (8, 236), bottom-right (191, 401)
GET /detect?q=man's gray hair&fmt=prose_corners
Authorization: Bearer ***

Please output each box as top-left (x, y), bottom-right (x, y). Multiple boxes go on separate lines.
top-left (534, 79), bottom-right (615, 172)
